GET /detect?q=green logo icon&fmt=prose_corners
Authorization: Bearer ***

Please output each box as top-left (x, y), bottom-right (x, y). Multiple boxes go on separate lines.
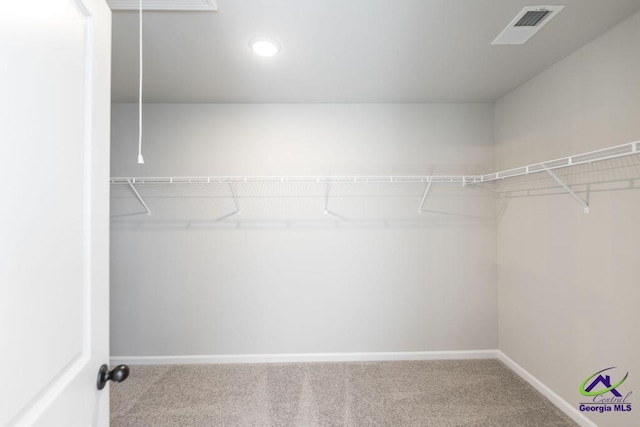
top-left (580, 367), bottom-right (628, 397)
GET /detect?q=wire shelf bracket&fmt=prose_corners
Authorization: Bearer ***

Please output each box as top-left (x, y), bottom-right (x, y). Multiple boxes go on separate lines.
top-left (323, 181), bottom-right (346, 220)
top-left (418, 181), bottom-right (433, 213)
top-left (126, 178), bottom-right (151, 215)
top-left (211, 181), bottom-right (241, 221)
top-left (229, 181), bottom-right (240, 214)
top-left (496, 192), bottom-right (512, 224)
top-left (542, 165), bottom-right (590, 213)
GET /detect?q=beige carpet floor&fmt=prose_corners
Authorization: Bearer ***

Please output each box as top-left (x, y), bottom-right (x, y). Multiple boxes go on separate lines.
top-left (111, 359), bottom-right (577, 426)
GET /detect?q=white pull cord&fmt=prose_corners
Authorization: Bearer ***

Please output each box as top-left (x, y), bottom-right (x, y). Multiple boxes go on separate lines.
top-left (137, 0), bottom-right (145, 164)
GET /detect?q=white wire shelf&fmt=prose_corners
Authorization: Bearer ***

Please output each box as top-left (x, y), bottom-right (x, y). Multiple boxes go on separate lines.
top-left (110, 141), bottom-right (640, 217)
top-left (110, 175), bottom-right (478, 185)
top-left (475, 141), bottom-right (639, 183)
top-left (110, 141), bottom-right (639, 186)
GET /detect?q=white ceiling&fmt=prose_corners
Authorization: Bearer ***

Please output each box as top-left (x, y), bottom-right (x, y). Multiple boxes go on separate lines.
top-left (111, 0), bottom-right (640, 103)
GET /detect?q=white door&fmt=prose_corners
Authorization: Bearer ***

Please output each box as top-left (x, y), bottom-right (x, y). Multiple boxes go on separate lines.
top-left (0, 0), bottom-right (112, 426)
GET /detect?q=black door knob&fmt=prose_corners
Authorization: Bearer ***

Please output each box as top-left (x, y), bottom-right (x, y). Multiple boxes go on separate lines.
top-left (97, 364), bottom-right (130, 390)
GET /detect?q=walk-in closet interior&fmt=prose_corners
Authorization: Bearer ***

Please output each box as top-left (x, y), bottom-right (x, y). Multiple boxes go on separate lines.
top-left (107, 1), bottom-right (640, 426)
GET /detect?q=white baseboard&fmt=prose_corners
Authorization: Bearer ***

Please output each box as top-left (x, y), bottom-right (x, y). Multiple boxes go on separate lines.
top-left (497, 351), bottom-right (598, 427)
top-left (111, 349), bottom-right (497, 366)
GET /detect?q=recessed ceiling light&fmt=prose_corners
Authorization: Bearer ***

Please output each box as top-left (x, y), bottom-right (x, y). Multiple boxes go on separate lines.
top-left (249, 37), bottom-right (280, 57)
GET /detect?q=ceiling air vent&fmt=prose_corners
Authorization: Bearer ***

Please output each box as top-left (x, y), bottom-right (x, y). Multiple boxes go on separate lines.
top-left (492, 5), bottom-right (564, 45)
top-left (514, 10), bottom-right (552, 27)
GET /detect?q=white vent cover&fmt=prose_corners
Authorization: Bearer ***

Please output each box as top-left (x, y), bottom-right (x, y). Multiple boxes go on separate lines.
top-left (492, 5), bottom-right (564, 45)
top-left (107, 0), bottom-right (218, 11)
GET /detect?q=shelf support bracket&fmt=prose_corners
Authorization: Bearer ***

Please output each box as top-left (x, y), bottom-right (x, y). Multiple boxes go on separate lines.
top-left (324, 181), bottom-right (330, 215)
top-left (323, 182), bottom-right (346, 220)
top-left (228, 182), bottom-right (240, 216)
top-left (542, 165), bottom-right (590, 214)
top-left (418, 181), bottom-right (432, 213)
top-left (126, 179), bottom-right (151, 215)
top-left (496, 192), bottom-right (512, 224)
top-left (212, 182), bottom-right (240, 221)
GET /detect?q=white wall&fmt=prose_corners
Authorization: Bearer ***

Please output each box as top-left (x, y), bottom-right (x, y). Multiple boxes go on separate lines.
top-left (495, 11), bottom-right (640, 427)
top-left (110, 103), bottom-right (497, 356)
